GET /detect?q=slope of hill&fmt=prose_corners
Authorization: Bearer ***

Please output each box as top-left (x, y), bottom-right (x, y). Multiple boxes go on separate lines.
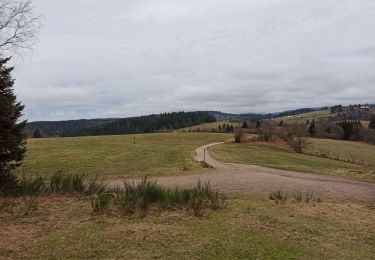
top-left (26, 111), bottom-right (216, 137)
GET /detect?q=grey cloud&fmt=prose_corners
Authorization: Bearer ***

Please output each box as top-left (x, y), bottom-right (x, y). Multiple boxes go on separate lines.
top-left (12, 0), bottom-right (375, 121)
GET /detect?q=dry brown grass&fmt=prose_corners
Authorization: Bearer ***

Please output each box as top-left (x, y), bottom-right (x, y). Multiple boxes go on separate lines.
top-left (1, 195), bottom-right (374, 259)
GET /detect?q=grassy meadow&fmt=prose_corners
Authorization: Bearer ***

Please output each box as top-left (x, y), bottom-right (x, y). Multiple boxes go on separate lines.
top-left (210, 140), bottom-right (375, 182)
top-left (2, 131), bottom-right (375, 259)
top-left (274, 109), bottom-right (333, 124)
top-left (21, 133), bottom-right (232, 179)
top-left (1, 195), bottom-right (374, 259)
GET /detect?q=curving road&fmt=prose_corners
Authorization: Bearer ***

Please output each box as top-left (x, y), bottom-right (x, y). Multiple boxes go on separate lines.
top-left (108, 142), bottom-right (375, 202)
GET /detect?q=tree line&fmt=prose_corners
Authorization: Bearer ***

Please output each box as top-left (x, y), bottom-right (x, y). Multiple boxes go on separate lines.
top-left (27, 111), bottom-right (217, 137)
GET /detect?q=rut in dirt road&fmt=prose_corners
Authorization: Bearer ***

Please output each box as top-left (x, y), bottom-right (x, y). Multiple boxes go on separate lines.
top-left (107, 142), bottom-right (375, 202)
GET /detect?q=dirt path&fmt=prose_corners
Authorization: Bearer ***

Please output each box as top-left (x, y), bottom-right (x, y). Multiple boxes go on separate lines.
top-left (108, 142), bottom-right (375, 202)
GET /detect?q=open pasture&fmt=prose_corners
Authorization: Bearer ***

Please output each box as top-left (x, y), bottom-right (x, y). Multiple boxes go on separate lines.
top-left (21, 133), bottom-right (232, 179)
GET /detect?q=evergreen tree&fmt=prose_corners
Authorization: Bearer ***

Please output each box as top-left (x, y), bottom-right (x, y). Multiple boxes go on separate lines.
top-left (241, 121), bottom-right (248, 128)
top-left (33, 129), bottom-right (42, 138)
top-left (255, 120), bottom-right (261, 128)
top-left (0, 57), bottom-right (27, 188)
top-left (278, 120), bottom-right (283, 127)
top-left (308, 119), bottom-right (316, 135)
top-left (369, 114), bottom-right (375, 129)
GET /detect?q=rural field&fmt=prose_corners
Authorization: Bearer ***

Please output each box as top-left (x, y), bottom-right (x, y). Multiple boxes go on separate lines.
top-left (2, 131), bottom-right (375, 259)
top-left (21, 133), bottom-right (232, 179)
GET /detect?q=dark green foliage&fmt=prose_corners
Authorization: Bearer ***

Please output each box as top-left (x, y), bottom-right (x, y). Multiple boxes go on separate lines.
top-left (337, 121), bottom-right (362, 140)
top-left (26, 111), bottom-right (216, 137)
top-left (308, 119), bottom-right (316, 135)
top-left (278, 120), bottom-right (283, 127)
top-left (0, 57), bottom-right (27, 191)
top-left (241, 121), bottom-right (248, 128)
top-left (32, 129), bottom-right (42, 138)
top-left (49, 171), bottom-right (85, 194)
top-left (255, 120), bottom-right (261, 128)
top-left (369, 114), bottom-right (375, 129)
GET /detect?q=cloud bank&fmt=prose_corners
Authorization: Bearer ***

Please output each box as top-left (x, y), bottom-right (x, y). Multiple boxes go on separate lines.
top-left (13, 0), bottom-right (375, 121)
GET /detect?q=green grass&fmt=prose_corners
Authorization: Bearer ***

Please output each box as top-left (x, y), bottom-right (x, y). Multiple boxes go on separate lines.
top-left (1, 195), bottom-right (374, 259)
top-left (21, 133), bottom-right (232, 179)
top-left (177, 121), bottom-right (239, 132)
top-left (210, 142), bottom-right (375, 182)
top-left (306, 138), bottom-right (375, 166)
top-left (274, 109), bottom-right (333, 124)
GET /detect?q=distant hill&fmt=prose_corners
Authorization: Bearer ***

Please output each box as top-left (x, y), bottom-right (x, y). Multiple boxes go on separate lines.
top-left (26, 111), bottom-right (216, 137)
top-left (208, 107), bottom-right (328, 122)
top-left (26, 104), bottom-right (375, 137)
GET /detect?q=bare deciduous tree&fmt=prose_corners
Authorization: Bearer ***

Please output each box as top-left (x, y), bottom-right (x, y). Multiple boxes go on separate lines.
top-left (0, 0), bottom-right (40, 55)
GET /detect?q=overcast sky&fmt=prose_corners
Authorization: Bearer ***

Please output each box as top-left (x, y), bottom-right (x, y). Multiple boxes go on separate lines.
top-left (13, 0), bottom-right (375, 121)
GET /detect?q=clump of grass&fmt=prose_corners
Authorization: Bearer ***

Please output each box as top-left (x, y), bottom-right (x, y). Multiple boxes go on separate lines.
top-left (85, 176), bottom-right (107, 196)
top-left (22, 197), bottom-right (39, 216)
top-left (90, 193), bottom-right (113, 215)
top-left (268, 190), bottom-right (288, 204)
top-left (49, 171), bottom-right (85, 194)
top-left (19, 176), bottom-right (47, 196)
top-left (116, 177), bottom-right (225, 217)
top-left (293, 191), bottom-right (321, 203)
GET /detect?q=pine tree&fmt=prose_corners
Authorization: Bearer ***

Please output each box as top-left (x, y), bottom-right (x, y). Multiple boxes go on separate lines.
top-left (0, 57), bottom-right (27, 189)
top-left (308, 119), bottom-right (316, 135)
top-left (241, 121), bottom-right (248, 128)
top-left (33, 129), bottom-right (42, 138)
top-left (369, 115), bottom-right (375, 129)
top-left (255, 120), bottom-right (261, 128)
top-left (278, 120), bottom-right (283, 127)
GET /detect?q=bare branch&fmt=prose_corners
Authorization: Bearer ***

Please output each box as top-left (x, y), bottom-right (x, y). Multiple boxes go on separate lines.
top-left (0, 0), bottom-right (40, 56)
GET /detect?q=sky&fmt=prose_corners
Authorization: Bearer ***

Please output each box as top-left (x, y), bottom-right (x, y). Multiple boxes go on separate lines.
top-left (12, 0), bottom-right (375, 121)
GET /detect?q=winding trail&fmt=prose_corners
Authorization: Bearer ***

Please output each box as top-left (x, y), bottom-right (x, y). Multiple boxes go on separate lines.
top-left (108, 142), bottom-right (375, 202)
